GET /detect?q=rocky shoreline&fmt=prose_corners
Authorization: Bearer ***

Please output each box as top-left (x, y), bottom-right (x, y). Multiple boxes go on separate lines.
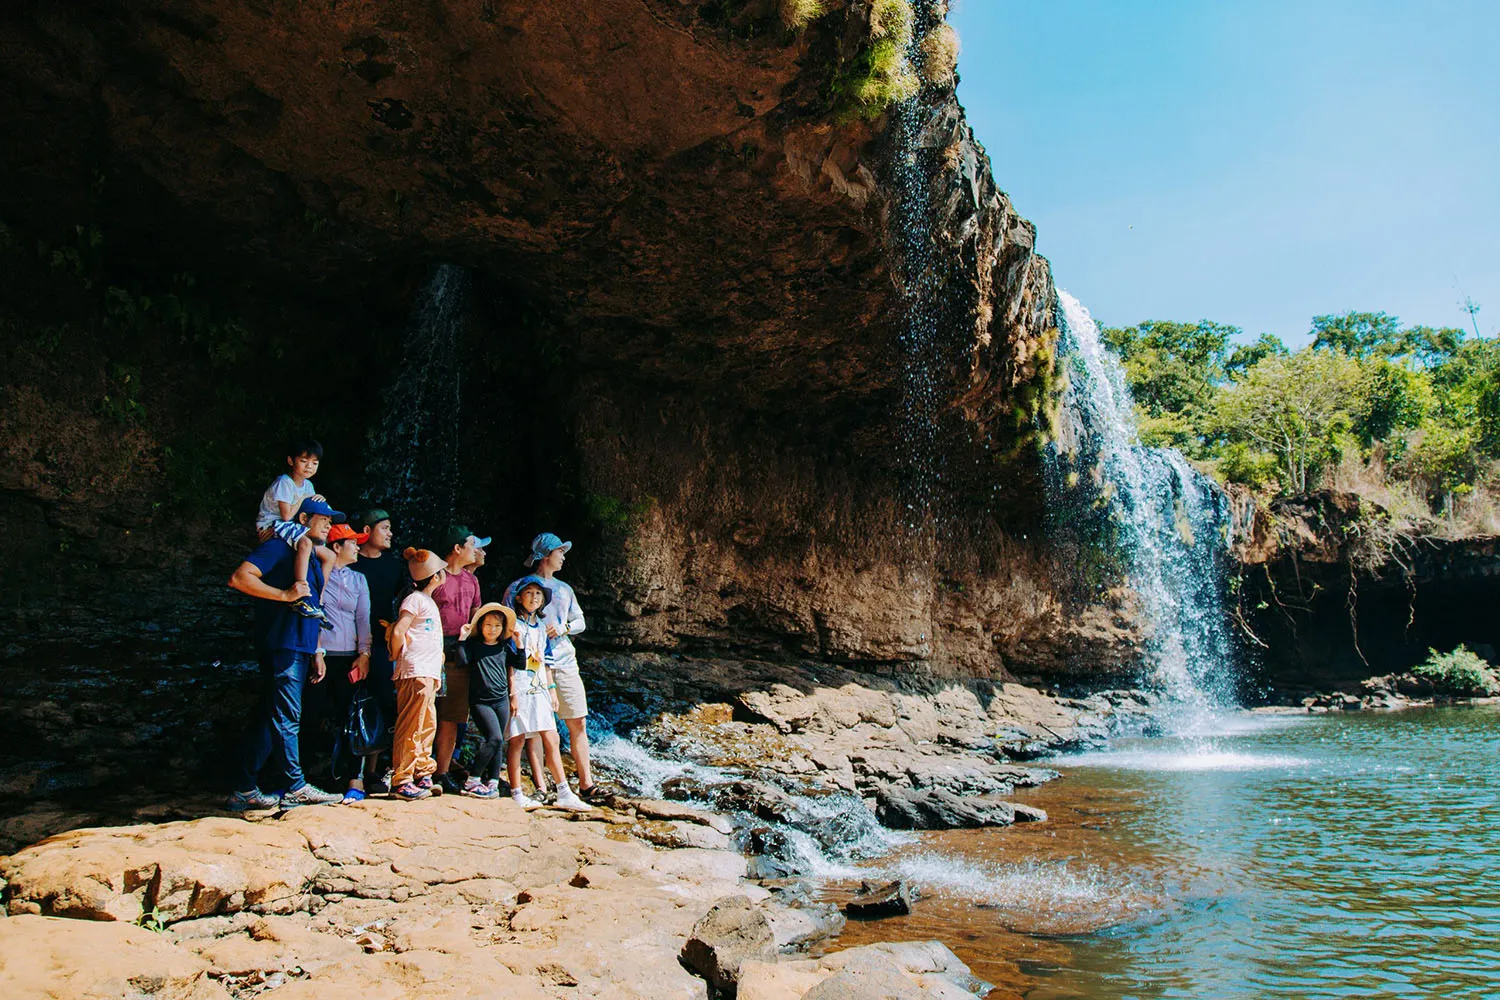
top-left (0, 793), bottom-right (986, 999)
top-left (0, 652), bottom-right (1164, 998)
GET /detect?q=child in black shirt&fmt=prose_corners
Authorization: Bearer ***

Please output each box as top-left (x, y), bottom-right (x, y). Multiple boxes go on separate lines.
top-left (456, 602), bottom-right (517, 798)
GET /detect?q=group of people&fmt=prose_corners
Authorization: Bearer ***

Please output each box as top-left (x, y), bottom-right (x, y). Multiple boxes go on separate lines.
top-left (225, 438), bottom-right (602, 812)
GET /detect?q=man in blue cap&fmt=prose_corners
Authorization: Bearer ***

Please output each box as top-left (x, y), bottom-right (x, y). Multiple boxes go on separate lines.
top-left (503, 531), bottom-right (601, 802)
top-left (225, 497), bottom-right (345, 810)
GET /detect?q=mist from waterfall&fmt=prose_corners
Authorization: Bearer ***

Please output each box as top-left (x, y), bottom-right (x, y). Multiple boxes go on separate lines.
top-left (364, 263), bottom-right (469, 544)
top-left (1049, 291), bottom-right (1240, 721)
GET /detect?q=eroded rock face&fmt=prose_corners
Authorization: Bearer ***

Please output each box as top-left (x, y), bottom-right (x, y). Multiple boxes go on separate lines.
top-left (0, 0), bottom-right (1141, 683)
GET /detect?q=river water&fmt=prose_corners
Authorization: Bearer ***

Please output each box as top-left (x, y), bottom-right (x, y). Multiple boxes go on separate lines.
top-left (832, 705), bottom-right (1500, 1000)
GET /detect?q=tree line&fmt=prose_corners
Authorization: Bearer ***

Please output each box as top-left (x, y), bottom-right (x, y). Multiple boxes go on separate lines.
top-left (1101, 309), bottom-right (1500, 527)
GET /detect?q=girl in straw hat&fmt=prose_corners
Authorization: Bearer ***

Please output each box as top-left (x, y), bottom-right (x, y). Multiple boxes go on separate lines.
top-left (387, 547), bottom-right (446, 800)
top-left (457, 601), bottom-right (517, 798)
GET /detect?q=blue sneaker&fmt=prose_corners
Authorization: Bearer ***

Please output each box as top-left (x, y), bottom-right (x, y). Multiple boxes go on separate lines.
top-left (226, 788), bottom-right (280, 812)
top-left (394, 782), bottom-right (431, 801)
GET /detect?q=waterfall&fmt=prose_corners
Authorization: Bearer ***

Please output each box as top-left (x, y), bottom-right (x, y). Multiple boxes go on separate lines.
top-left (890, 0), bottom-right (945, 533)
top-left (1048, 291), bottom-right (1239, 721)
top-left (364, 264), bottom-right (469, 546)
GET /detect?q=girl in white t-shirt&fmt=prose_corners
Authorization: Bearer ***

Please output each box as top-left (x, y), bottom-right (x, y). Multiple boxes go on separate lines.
top-left (504, 576), bottom-right (591, 812)
top-left (387, 547), bottom-right (447, 800)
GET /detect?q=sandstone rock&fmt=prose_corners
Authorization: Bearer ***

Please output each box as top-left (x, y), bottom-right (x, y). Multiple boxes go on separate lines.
top-left (737, 959), bottom-right (829, 1000)
top-left (631, 798), bottom-right (736, 835)
top-left (680, 895), bottom-right (778, 993)
top-left (1, 817), bottom-right (321, 923)
top-left (633, 819), bottom-right (734, 852)
top-left (0, 913), bottom-right (229, 999)
top-left (767, 900), bottom-right (846, 953)
top-left (845, 880), bottom-right (914, 918)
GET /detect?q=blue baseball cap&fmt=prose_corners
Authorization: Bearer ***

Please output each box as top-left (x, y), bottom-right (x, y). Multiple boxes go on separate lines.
top-left (524, 532), bottom-right (572, 567)
top-left (297, 497), bottom-right (346, 523)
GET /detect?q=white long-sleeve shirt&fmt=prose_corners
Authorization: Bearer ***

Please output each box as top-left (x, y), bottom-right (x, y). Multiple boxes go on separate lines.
top-left (503, 575), bottom-right (585, 672)
top-left (322, 566), bottom-right (371, 656)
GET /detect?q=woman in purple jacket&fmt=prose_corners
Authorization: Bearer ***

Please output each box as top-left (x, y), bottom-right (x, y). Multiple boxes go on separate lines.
top-left (320, 523), bottom-right (376, 802)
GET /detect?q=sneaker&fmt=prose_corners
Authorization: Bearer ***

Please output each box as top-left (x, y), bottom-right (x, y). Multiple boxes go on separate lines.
top-left (280, 783), bottom-right (342, 807)
top-left (291, 598), bottom-right (333, 628)
top-left (437, 773), bottom-right (465, 795)
top-left (511, 792), bottom-right (545, 811)
top-left (465, 780), bottom-right (498, 799)
top-left (554, 787), bottom-right (594, 813)
top-left (485, 779), bottom-right (501, 796)
top-left (226, 788), bottom-right (280, 812)
top-left (417, 775), bottom-right (442, 797)
top-left (394, 782), bottom-right (430, 800)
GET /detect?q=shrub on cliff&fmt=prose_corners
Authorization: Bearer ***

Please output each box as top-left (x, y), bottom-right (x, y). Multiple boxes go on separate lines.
top-left (1413, 646), bottom-right (1499, 697)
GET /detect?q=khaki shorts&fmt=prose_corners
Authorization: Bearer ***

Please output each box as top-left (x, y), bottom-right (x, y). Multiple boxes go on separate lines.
top-left (552, 666), bottom-right (588, 719)
top-left (436, 663), bottom-right (471, 724)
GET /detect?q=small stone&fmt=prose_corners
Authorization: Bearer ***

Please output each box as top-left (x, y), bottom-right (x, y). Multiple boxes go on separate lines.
top-left (845, 880), bottom-right (914, 918)
top-left (1011, 804), bottom-right (1047, 823)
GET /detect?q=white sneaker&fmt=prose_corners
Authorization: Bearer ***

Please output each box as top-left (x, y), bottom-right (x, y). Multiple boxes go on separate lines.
top-left (512, 792), bottom-right (545, 811)
top-left (554, 787), bottom-right (594, 813)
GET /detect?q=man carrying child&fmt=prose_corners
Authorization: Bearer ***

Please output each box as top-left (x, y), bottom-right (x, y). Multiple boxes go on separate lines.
top-left (226, 497), bottom-right (346, 810)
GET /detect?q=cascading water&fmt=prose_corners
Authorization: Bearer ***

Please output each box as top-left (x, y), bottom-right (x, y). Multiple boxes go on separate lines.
top-left (1048, 291), bottom-right (1239, 723)
top-left (890, 0), bottom-right (945, 533)
top-left (364, 264), bottom-right (469, 543)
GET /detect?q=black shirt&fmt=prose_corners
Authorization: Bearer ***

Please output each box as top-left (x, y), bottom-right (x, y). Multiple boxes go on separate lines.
top-left (353, 551), bottom-right (404, 636)
top-left (460, 637), bottom-right (512, 704)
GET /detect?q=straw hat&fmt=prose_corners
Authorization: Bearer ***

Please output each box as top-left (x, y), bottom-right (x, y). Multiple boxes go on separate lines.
top-left (402, 547), bottom-right (445, 581)
top-left (465, 602), bottom-right (516, 639)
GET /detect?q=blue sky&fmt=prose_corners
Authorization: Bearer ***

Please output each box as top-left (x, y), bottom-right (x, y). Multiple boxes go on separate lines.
top-left (949, 0), bottom-right (1500, 344)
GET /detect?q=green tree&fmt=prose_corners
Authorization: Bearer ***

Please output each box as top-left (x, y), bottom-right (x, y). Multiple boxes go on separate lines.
top-left (1225, 333), bottom-right (1289, 380)
top-left (1310, 311), bottom-right (1404, 359)
top-left (1213, 350), bottom-right (1368, 493)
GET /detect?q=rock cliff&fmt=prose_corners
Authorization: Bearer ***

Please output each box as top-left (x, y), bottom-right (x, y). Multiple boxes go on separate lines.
top-left (1, 0), bottom-right (1133, 680)
top-left (1232, 490), bottom-right (1500, 692)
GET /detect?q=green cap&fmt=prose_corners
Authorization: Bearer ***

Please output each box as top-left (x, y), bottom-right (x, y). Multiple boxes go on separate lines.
top-left (441, 524), bottom-right (474, 553)
top-left (359, 508), bottom-right (392, 530)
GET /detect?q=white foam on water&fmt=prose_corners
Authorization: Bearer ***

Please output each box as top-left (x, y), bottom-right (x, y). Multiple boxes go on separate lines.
top-left (880, 851), bottom-right (1115, 910)
top-left (1064, 748), bottom-right (1310, 772)
top-left (588, 731), bottom-right (727, 800)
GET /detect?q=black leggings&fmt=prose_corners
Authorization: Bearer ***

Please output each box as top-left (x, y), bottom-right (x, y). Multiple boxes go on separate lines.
top-left (469, 700), bottom-right (510, 783)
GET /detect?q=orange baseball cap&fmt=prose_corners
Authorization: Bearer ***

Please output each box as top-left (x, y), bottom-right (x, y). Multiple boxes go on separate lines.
top-left (327, 524), bottom-right (369, 545)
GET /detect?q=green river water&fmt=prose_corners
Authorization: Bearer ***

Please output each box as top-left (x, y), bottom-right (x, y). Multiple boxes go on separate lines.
top-left (836, 704), bottom-right (1500, 999)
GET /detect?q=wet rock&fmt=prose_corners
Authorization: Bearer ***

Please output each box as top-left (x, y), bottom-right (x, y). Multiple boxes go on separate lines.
top-left (845, 880), bottom-right (914, 918)
top-left (1011, 804), bottom-right (1048, 823)
top-left (873, 786), bottom-right (1017, 830)
top-left (738, 941), bottom-right (989, 1000)
top-left (744, 826), bottom-right (803, 880)
top-left (680, 895), bottom-right (778, 994)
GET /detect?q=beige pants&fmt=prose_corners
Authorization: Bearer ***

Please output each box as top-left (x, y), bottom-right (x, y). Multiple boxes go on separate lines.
top-left (392, 677), bottom-right (439, 787)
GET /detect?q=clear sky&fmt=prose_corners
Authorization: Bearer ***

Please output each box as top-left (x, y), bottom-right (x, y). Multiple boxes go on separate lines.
top-left (949, 0), bottom-right (1500, 345)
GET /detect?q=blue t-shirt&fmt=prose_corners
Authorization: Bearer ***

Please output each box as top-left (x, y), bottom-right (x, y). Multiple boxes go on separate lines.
top-left (245, 538), bottom-right (325, 654)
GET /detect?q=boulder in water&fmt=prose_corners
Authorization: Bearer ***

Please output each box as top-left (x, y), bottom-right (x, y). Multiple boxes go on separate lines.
top-left (845, 879), bottom-right (915, 918)
top-left (872, 786), bottom-right (1017, 830)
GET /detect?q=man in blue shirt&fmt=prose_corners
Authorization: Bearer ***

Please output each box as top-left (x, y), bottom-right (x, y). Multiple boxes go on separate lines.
top-left (226, 497), bottom-right (345, 809)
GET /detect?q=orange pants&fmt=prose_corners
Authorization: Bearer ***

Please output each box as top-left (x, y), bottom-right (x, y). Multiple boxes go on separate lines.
top-left (392, 677), bottom-right (439, 787)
